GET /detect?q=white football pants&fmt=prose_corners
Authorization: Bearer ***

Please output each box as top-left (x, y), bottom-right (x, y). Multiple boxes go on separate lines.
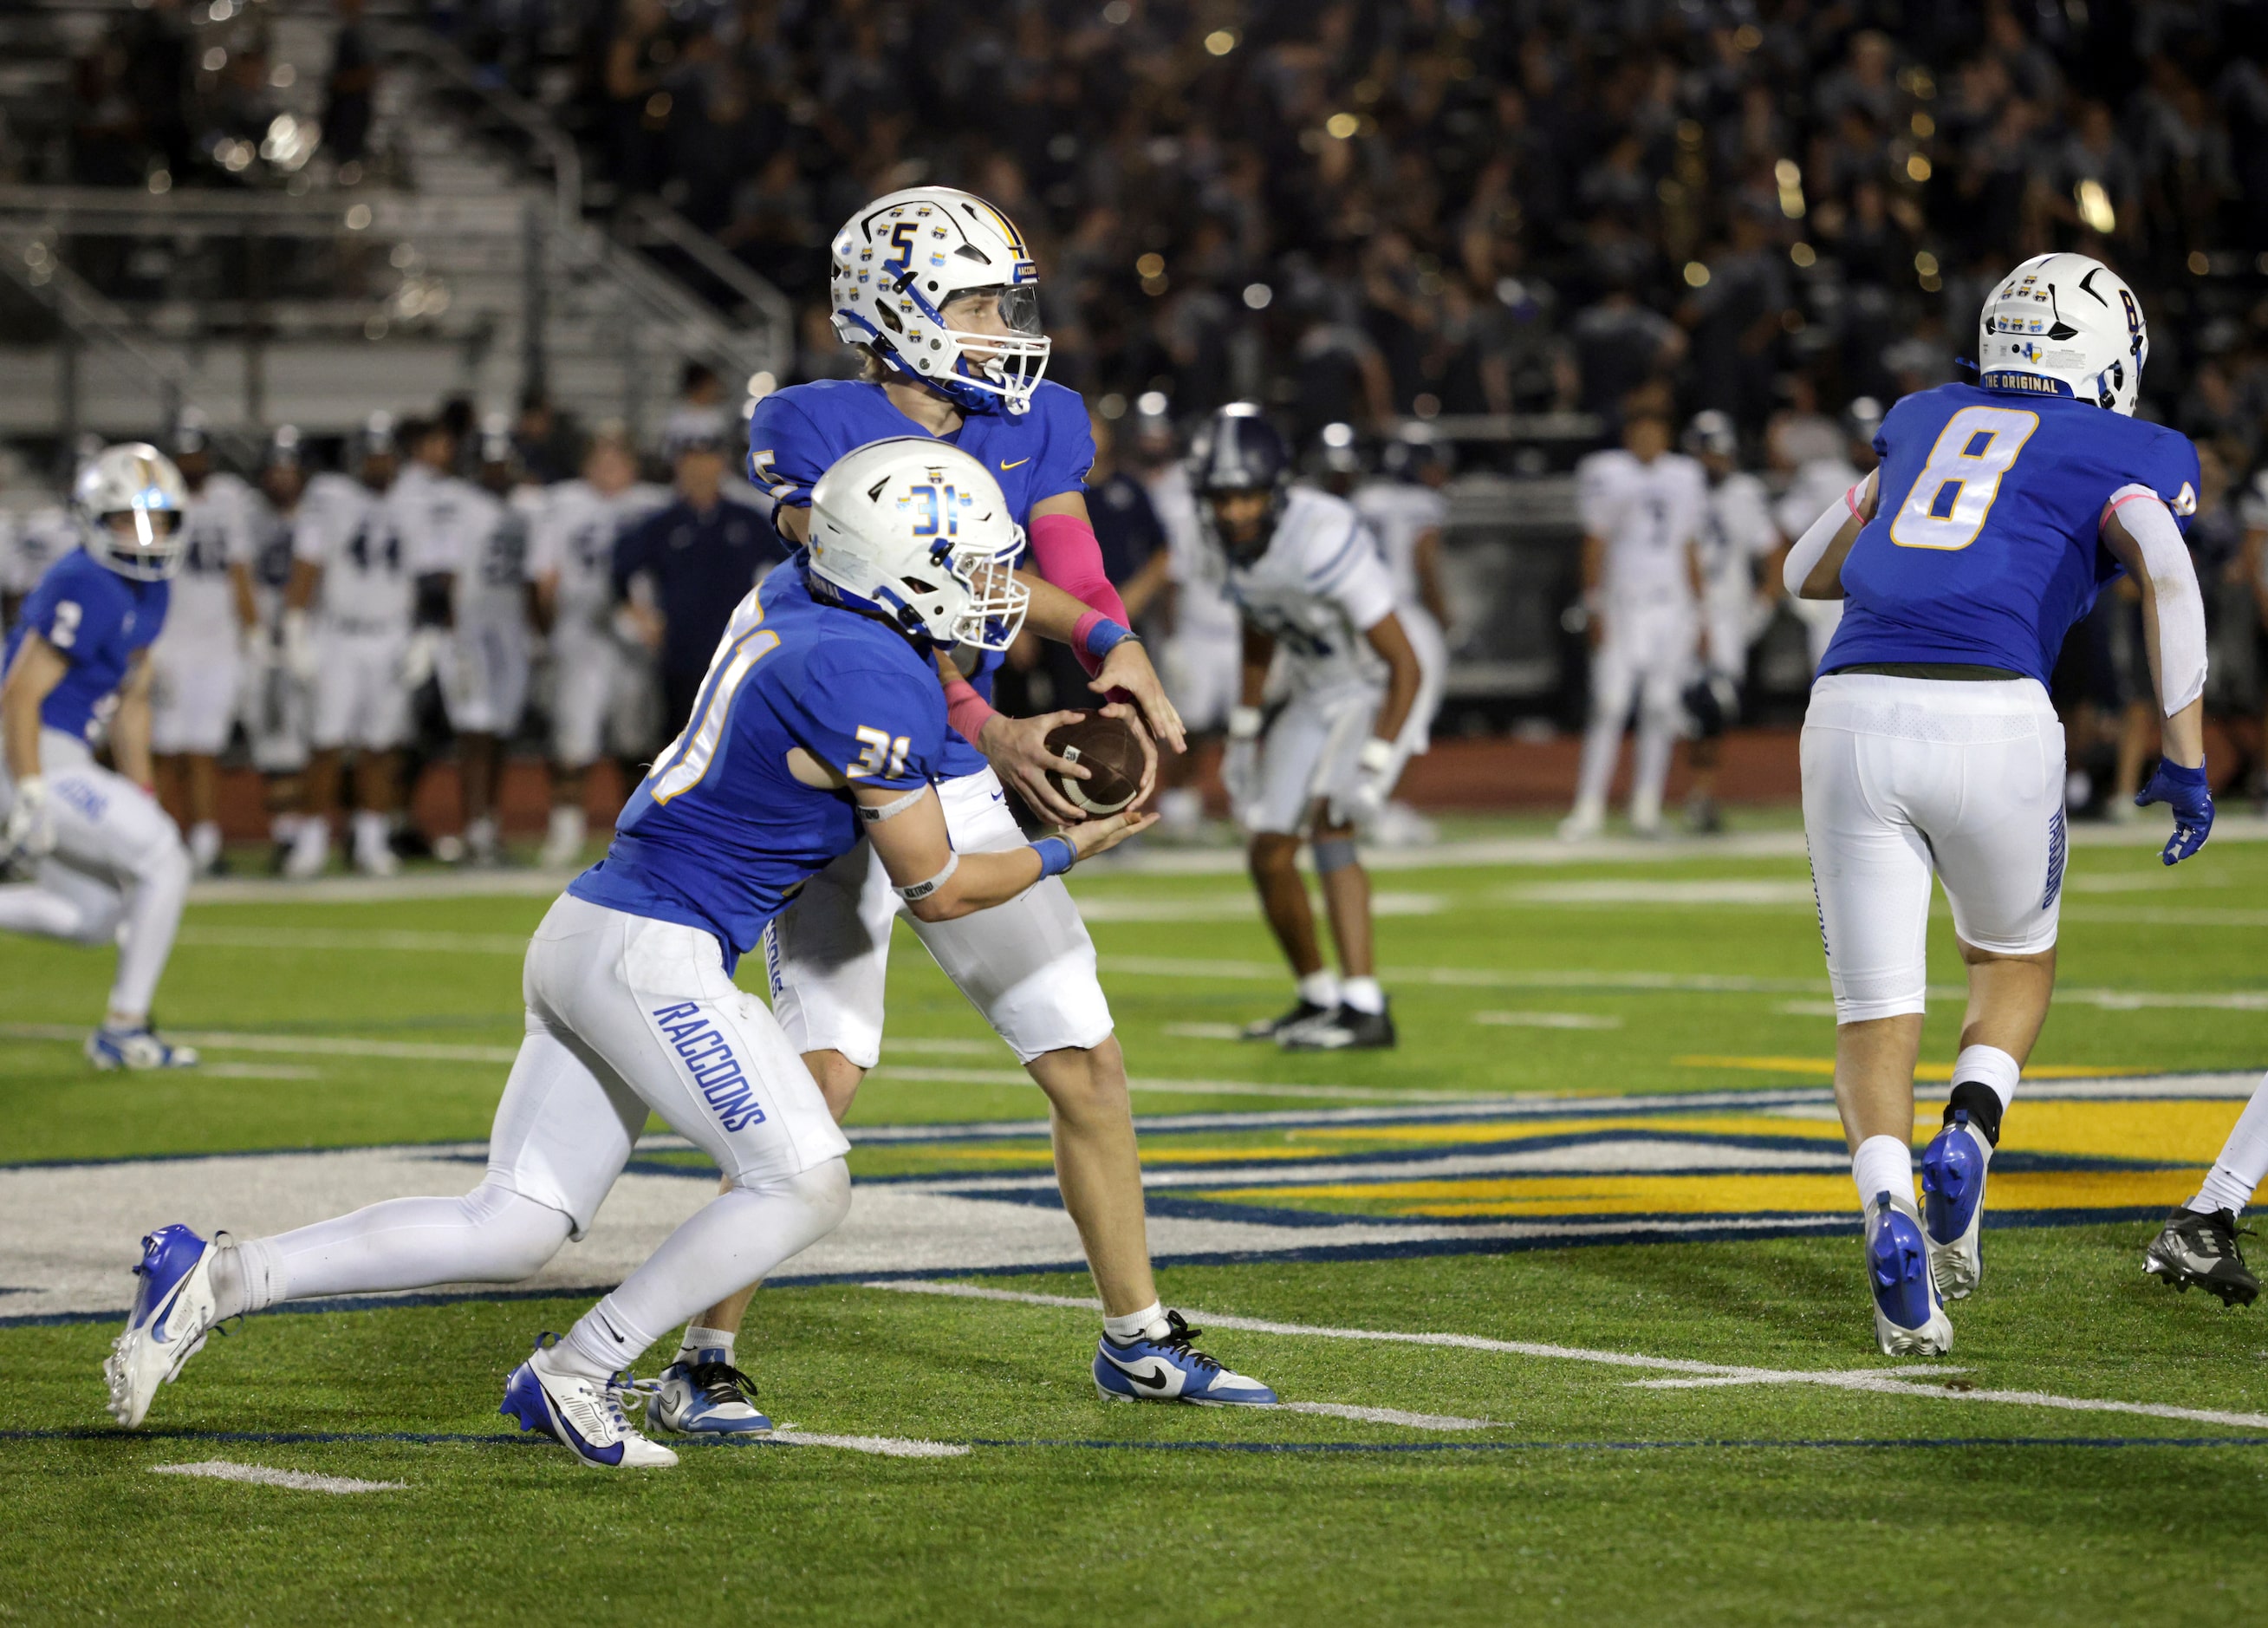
top-left (1801, 674), bottom-right (2066, 1023)
top-left (0, 729), bottom-right (190, 1021)
top-left (1573, 601), bottom-right (1695, 823)
top-left (231, 894), bottom-right (851, 1363)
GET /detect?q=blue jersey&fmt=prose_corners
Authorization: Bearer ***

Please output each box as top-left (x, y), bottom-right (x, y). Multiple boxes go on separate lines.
top-left (1823, 383), bottom-right (2200, 684)
top-left (1, 549), bottom-right (168, 741)
top-left (567, 575), bottom-right (946, 970)
top-left (746, 376), bottom-right (1095, 777)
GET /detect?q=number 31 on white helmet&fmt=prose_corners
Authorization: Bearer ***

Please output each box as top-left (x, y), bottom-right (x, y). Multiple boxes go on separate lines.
top-left (805, 438), bottom-right (1030, 652)
top-left (829, 186), bottom-right (1050, 415)
top-left (1977, 251), bottom-right (2148, 415)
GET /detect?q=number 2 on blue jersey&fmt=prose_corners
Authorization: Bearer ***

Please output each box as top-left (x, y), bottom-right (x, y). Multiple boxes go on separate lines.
top-left (1888, 405), bottom-right (2039, 551)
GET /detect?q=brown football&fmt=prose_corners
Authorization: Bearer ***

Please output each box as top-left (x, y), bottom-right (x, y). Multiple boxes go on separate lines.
top-left (1045, 712), bottom-right (1146, 816)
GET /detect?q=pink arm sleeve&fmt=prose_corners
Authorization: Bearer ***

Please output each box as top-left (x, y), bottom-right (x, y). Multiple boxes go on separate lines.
top-left (944, 677), bottom-right (998, 749)
top-left (1030, 511), bottom-right (1131, 677)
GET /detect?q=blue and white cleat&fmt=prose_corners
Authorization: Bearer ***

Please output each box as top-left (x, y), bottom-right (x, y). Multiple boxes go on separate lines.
top-left (1866, 1190), bottom-right (1953, 1357)
top-left (87, 1026), bottom-right (199, 1071)
top-left (105, 1224), bottom-right (221, 1428)
top-left (1921, 1110), bottom-right (1992, 1299)
top-left (500, 1337), bottom-right (678, 1469)
top-left (646, 1353), bottom-right (774, 1437)
top-left (1094, 1310), bottom-right (1277, 1405)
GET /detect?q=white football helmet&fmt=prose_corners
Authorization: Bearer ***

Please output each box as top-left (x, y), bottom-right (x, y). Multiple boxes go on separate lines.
top-left (829, 187), bottom-right (1050, 415)
top-left (806, 438), bottom-right (1029, 651)
top-left (1978, 252), bottom-right (2148, 415)
top-left (74, 443), bottom-right (189, 581)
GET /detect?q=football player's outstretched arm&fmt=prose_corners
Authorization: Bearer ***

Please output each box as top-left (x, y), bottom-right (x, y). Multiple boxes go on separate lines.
top-left (108, 649), bottom-right (156, 791)
top-left (2101, 492), bottom-right (2206, 768)
top-left (1784, 472), bottom-right (1878, 599)
top-left (855, 780), bottom-right (1153, 922)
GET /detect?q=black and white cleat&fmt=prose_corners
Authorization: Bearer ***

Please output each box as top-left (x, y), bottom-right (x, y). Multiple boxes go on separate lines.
top-left (2143, 1208), bottom-right (2260, 1307)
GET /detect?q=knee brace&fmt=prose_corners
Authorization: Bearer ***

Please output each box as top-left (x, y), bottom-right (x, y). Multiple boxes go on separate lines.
top-left (1312, 837), bottom-right (1360, 876)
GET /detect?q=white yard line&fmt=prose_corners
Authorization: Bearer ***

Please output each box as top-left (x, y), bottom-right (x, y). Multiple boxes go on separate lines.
top-left (1472, 1012), bottom-right (1625, 1030)
top-left (1277, 1402), bottom-right (1502, 1430)
top-left (150, 1461), bottom-right (404, 1493)
top-left (771, 1429), bottom-right (970, 1459)
top-left (872, 1065), bottom-right (1496, 1104)
top-left (869, 1280), bottom-right (2268, 1434)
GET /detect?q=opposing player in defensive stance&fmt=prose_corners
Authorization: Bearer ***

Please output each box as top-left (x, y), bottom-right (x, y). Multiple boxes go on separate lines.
top-left (1786, 253), bottom-right (2213, 1355)
top-left (1561, 400), bottom-right (1706, 841)
top-left (1197, 406), bottom-right (1422, 1052)
top-left (104, 440), bottom-right (1154, 1467)
top-left (659, 186), bottom-right (1276, 1431)
top-left (0, 445), bottom-right (199, 1069)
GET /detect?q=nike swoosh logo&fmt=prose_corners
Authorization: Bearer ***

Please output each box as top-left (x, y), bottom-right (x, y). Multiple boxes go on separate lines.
top-left (1102, 1353), bottom-right (1171, 1390)
top-left (999, 458), bottom-right (1030, 471)
top-left (599, 1315), bottom-right (627, 1345)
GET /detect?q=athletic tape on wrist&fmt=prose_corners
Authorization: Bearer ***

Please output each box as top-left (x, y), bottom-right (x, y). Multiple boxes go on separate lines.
top-left (858, 785), bottom-right (931, 824)
top-left (894, 849), bottom-right (959, 902)
top-left (1082, 616), bottom-right (1135, 660)
top-left (1357, 737), bottom-right (1395, 775)
top-left (1227, 705), bottom-right (1264, 741)
top-left (1032, 835), bottom-right (1076, 878)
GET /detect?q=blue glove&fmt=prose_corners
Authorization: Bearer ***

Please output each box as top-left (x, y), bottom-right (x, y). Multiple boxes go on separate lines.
top-left (2135, 758), bottom-right (2213, 865)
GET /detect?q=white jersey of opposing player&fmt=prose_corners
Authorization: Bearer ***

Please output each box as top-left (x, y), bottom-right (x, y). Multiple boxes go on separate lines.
top-left (450, 483), bottom-right (541, 627)
top-left (1352, 480), bottom-right (1446, 612)
top-left (1698, 469), bottom-right (1778, 667)
top-left (1576, 449), bottom-right (1707, 614)
top-left (530, 479), bottom-right (673, 636)
top-left (165, 473), bottom-right (256, 646)
top-left (1147, 462), bottom-right (1240, 640)
top-left (5, 504), bottom-right (76, 601)
top-left (1223, 487), bottom-right (1398, 694)
top-left (1776, 454), bottom-right (1857, 663)
top-left (296, 473), bottom-right (414, 630)
top-left (390, 464), bottom-right (482, 580)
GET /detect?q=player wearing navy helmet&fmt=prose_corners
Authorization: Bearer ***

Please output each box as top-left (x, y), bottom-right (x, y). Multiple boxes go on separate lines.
top-left (100, 440), bottom-right (1165, 1466)
top-left (1199, 404), bottom-right (1423, 1052)
top-left (1783, 252), bottom-right (2210, 1356)
top-left (1, 444), bottom-right (199, 1071)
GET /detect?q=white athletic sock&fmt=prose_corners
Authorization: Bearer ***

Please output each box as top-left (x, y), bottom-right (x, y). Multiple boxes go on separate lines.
top-left (1852, 1135), bottom-right (1915, 1213)
top-left (2191, 1071), bottom-right (2268, 1217)
top-left (270, 811), bottom-right (302, 843)
top-left (1103, 1301), bottom-right (1168, 1345)
top-left (188, 820), bottom-right (222, 870)
top-left (1297, 970), bottom-right (1340, 1009)
top-left (1572, 709), bottom-right (1623, 814)
top-left (208, 1237), bottom-right (285, 1321)
top-left (677, 1324), bottom-right (738, 1364)
top-left (1950, 1045), bottom-right (2020, 1112)
top-left (1341, 976), bottom-right (1385, 1015)
top-left (563, 1162), bottom-right (850, 1382)
top-left (351, 810), bottom-right (389, 863)
top-left (1630, 710), bottom-right (1674, 825)
top-left (109, 837), bottom-right (189, 1020)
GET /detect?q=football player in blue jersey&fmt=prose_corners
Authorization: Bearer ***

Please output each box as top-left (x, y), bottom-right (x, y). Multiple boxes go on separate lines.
top-left (665, 186), bottom-right (1280, 1427)
top-left (0, 444), bottom-right (200, 1071)
top-left (101, 441), bottom-right (1161, 1468)
top-left (1782, 252), bottom-right (2212, 1355)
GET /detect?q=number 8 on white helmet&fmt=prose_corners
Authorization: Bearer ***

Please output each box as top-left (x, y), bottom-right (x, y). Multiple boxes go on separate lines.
top-left (1976, 251), bottom-right (2148, 416)
top-left (805, 438), bottom-right (1030, 652)
top-left (829, 186), bottom-right (1051, 415)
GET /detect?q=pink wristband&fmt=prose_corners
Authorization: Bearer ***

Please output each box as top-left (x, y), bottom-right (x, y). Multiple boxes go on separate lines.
top-left (944, 677), bottom-right (998, 748)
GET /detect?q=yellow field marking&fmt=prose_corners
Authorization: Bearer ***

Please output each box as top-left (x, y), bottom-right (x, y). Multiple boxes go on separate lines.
top-left (1193, 1167), bottom-right (2206, 1220)
top-left (1675, 1056), bottom-right (2152, 1080)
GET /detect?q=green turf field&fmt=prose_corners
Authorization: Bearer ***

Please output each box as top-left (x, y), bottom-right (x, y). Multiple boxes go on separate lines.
top-left (8, 814), bottom-right (2268, 1624)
